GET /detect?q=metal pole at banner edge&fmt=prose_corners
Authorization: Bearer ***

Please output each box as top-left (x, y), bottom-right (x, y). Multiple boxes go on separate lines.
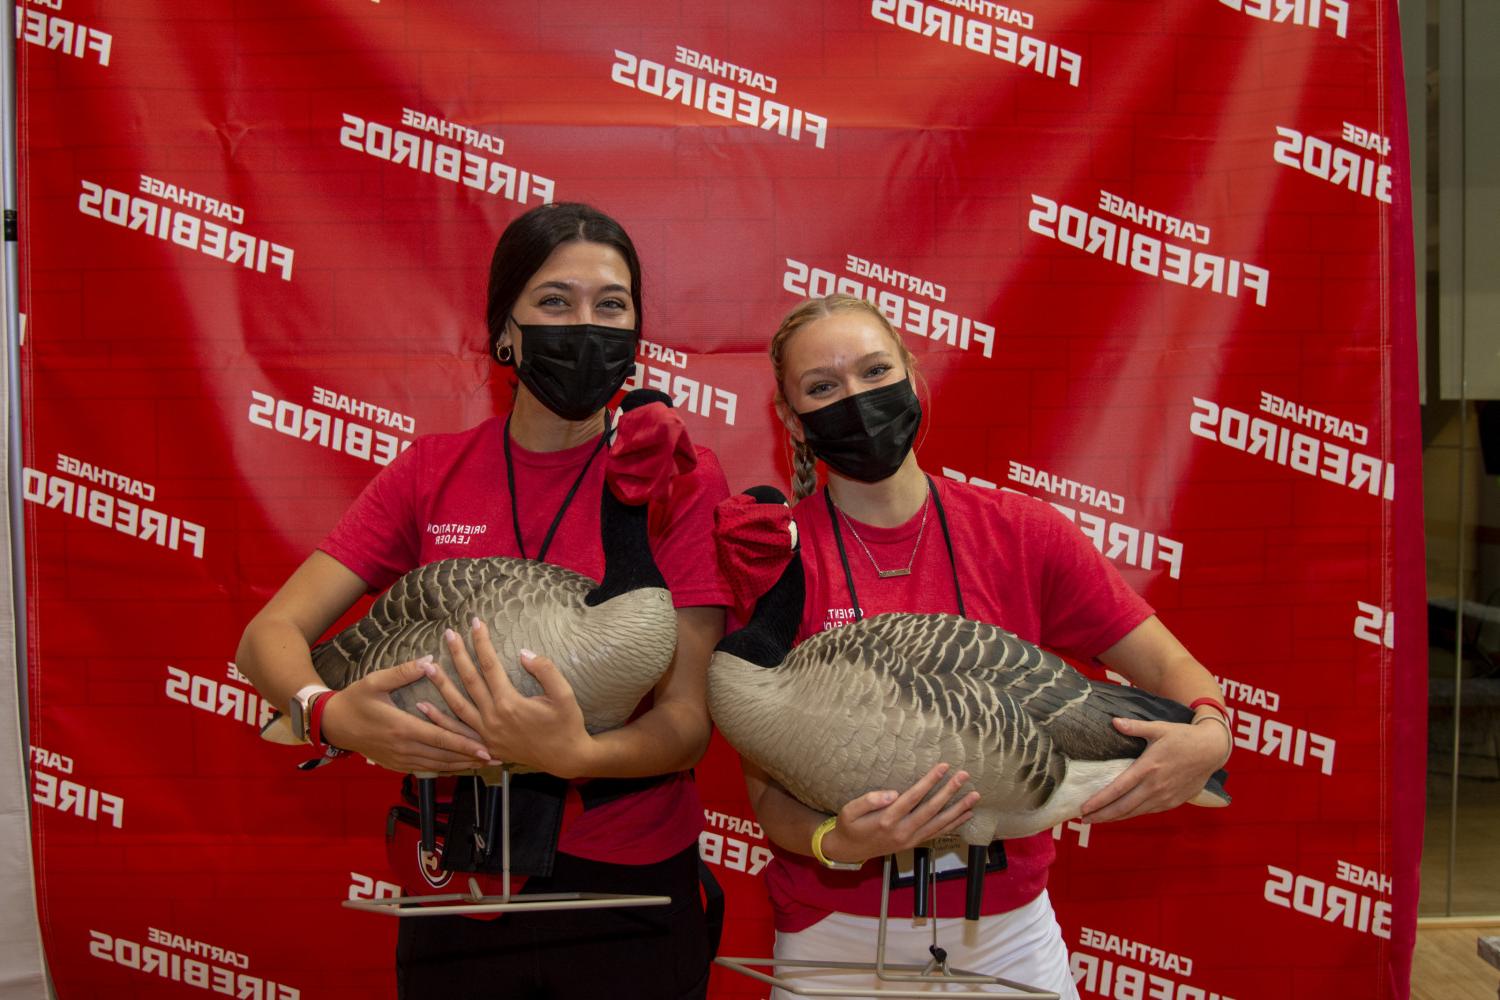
top-left (2, 0), bottom-right (30, 750)
top-left (0, 10), bottom-right (49, 1000)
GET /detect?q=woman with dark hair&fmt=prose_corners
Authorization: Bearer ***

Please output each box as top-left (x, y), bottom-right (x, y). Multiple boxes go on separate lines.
top-left (237, 202), bottom-right (729, 998)
top-left (736, 294), bottom-right (1232, 998)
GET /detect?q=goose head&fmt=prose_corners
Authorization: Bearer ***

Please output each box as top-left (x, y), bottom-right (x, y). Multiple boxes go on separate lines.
top-left (713, 485), bottom-right (804, 669)
top-left (583, 387), bottom-right (675, 608)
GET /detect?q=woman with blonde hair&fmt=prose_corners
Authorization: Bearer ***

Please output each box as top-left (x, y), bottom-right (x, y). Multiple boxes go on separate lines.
top-left (739, 293), bottom-right (1231, 996)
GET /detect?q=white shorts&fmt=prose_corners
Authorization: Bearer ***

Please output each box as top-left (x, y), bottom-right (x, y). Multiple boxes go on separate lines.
top-left (769, 891), bottom-right (1079, 999)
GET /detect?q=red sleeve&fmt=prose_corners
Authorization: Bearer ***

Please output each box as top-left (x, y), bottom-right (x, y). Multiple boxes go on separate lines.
top-left (317, 443), bottom-right (423, 593)
top-left (1033, 501), bottom-right (1153, 659)
top-left (650, 444), bottom-right (733, 609)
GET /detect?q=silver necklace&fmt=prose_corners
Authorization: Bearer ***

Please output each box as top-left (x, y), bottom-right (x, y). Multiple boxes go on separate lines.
top-left (833, 494), bottom-right (930, 579)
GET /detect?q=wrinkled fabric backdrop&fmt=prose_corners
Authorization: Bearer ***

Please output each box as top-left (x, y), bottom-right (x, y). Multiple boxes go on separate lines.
top-left (17, 1), bottom-right (1423, 997)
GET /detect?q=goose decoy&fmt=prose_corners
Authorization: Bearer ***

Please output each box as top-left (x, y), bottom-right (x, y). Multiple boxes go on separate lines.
top-left (708, 486), bottom-right (1229, 919)
top-left (262, 388), bottom-right (685, 866)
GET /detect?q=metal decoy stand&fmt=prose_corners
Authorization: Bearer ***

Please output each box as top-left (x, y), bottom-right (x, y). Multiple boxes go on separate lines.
top-left (342, 770), bottom-right (671, 917)
top-left (715, 853), bottom-right (1059, 998)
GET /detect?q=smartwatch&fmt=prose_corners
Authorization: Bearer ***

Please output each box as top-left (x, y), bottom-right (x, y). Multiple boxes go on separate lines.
top-left (287, 684), bottom-right (333, 745)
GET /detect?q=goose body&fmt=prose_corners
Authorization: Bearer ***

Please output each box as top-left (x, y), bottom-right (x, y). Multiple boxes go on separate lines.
top-left (708, 485), bottom-right (1229, 849)
top-left (308, 554), bottom-right (675, 742)
top-left (711, 611), bottom-right (1227, 844)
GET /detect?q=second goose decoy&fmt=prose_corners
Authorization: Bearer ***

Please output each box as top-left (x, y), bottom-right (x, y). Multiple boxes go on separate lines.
top-left (708, 485), bottom-right (1230, 919)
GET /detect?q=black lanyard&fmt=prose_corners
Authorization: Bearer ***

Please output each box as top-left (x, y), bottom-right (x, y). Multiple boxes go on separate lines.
top-left (503, 414), bottom-right (609, 562)
top-left (825, 474), bottom-right (966, 622)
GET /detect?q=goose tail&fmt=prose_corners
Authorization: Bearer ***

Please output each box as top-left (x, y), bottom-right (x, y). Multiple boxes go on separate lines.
top-left (1194, 769), bottom-right (1232, 807)
top-left (1058, 678), bottom-right (1234, 806)
top-left (259, 714), bottom-right (299, 745)
top-left (1093, 684), bottom-right (1234, 806)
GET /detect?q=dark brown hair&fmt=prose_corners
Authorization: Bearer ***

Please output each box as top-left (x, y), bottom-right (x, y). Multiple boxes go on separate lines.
top-left (485, 203), bottom-right (642, 361)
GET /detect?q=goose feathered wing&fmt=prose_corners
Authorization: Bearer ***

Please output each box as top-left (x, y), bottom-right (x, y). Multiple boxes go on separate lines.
top-left (312, 557), bottom-right (593, 689)
top-left (854, 613), bottom-right (1193, 761)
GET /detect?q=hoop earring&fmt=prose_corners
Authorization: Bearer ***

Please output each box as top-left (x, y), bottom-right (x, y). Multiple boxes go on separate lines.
top-left (496, 344), bottom-right (513, 365)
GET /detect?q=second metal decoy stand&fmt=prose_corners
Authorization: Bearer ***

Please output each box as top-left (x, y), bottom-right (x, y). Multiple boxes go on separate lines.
top-left (715, 856), bottom-right (1060, 998)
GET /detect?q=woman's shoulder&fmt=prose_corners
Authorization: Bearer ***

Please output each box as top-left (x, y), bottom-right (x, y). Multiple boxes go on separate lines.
top-left (399, 416), bottom-right (504, 463)
top-left (935, 475), bottom-right (1030, 513)
top-left (934, 476), bottom-right (1078, 537)
top-left (425, 415), bottom-right (504, 448)
top-left (359, 417), bottom-right (503, 490)
top-left (788, 488), bottom-right (827, 522)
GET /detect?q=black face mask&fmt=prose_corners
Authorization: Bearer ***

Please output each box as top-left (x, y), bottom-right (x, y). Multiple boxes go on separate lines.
top-left (796, 378), bottom-right (922, 483)
top-left (509, 320), bottom-right (638, 421)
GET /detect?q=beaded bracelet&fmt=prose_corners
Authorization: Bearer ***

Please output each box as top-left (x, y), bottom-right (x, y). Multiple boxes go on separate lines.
top-left (1193, 713), bottom-right (1235, 767)
top-left (1188, 697), bottom-right (1230, 721)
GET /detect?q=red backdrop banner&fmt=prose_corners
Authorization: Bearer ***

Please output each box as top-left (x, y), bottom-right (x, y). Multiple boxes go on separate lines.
top-left (19, 1), bottom-right (1422, 997)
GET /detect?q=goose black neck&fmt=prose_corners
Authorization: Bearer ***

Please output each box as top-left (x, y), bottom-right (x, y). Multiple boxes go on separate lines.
top-left (585, 487), bottom-right (666, 606)
top-left (715, 550), bottom-right (805, 668)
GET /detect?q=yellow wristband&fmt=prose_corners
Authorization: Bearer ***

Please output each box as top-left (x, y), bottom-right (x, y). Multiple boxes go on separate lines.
top-left (811, 816), bottom-right (863, 871)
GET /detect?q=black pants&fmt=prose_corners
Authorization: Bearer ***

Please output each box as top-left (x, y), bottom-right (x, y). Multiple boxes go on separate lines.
top-left (396, 845), bottom-right (711, 1000)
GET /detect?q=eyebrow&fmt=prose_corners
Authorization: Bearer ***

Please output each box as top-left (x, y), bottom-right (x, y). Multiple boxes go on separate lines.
top-left (531, 280), bottom-right (632, 295)
top-left (799, 351), bottom-right (894, 380)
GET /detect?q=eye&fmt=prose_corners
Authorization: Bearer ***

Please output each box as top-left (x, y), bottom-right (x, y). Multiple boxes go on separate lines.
top-left (864, 362), bottom-right (893, 380)
top-left (597, 296), bottom-right (630, 312)
top-left (537, 293), bottom-right (569, 308)
top-left (805, 380), bottom-right (836, 397)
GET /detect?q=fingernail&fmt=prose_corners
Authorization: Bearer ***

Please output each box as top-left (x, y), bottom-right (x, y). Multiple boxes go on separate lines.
top-left (418, 654), bottom-right (435, 664)
top-left (471, 616), bottom-right (484, 630)
top-left (519, 648), bottom-right (535, 660)
top-left (937, 763), bottom-right (950, 774)
top-left (880, 791), bottom-right (897, 804)
top-left (444, 628), bottom-right (457, 642)
top-left (416, 702), bottom-right (431, 714)
top-left (420, 659), bottom-right (437, 676)
top-left (477, 749), bottom-right (492, 761)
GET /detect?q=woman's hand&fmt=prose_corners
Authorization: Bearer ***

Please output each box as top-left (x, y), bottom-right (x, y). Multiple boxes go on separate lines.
top-left (1079, 716), bottom-right (1230, 824)
top-left (319, 657), bottom-right (493, 774)
top-left (818, 763), bottom-right (979, 866)
top-left (421, 618), bottom-right (600, 779)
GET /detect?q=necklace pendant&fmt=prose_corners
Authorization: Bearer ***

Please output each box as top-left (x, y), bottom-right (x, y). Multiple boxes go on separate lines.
top-left (877, 568), bottom-right (912, 578)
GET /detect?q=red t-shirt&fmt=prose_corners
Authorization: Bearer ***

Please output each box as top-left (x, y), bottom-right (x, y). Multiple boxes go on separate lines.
top-left (319, 415), bottom-right (731, 865)
top-left (764, 477), bottom-right (1152, 932)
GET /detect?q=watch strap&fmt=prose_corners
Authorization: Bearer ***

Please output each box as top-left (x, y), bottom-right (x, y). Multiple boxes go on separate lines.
top-left (289, 683), bottom-right (333, 744)
top-left (308, 690), bottom-right (342, 752)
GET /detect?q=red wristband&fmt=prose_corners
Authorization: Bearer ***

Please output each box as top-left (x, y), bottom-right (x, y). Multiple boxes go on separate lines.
top-left (308, 690), bottom-right (339, 750)
top-left (1189, 697), bottom-right (1230, 721)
